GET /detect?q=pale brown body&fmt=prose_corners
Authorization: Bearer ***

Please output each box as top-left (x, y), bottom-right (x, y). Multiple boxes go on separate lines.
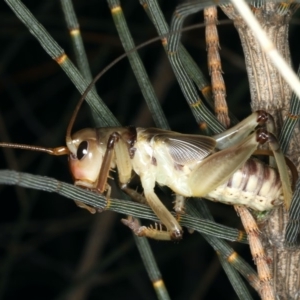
top-left (1, 111), bottom-right (290, 240)
top-left (133, 128), bottom-right (282, 211)
top-left (68, 111), bottom-right (291, 239)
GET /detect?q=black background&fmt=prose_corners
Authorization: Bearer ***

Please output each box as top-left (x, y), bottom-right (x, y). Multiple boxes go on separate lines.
top-left (0, 1), bottom-right (299, 299)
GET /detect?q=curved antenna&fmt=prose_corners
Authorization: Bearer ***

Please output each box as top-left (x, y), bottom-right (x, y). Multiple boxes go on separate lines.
top-left (65, 36), bottom-right (168, 152)
top-left (0, 21), bottom-right (231, 157)
top-left (64, 21), bottom-right (230, 153)
top-left (0, 47), bottom-right (156, 157)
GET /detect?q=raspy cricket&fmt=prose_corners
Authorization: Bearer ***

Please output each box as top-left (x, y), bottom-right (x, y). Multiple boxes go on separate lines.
top-left (0, 2), bottom-right (295, 242)
top-left (0, 92), bottom-right (295, 241)
top-left (1, 0), bottom-right (300, 299)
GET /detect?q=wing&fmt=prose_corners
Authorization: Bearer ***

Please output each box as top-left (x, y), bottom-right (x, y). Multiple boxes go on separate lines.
top-left (165, 135), bottom-right (216, 164)
top-left (140, 128), bottom-right (216, 165)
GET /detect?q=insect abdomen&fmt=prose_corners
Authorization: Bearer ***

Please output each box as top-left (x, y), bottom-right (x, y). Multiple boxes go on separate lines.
top-left (205, 158), bottom-right (282, 211)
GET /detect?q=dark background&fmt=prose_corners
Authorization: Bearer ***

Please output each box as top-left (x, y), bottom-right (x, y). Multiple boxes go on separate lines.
top-left (0, 1), bottom-right (299, 299)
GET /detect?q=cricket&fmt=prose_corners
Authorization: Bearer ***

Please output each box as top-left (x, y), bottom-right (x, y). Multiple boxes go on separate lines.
top-left (0, 7), bottom-right (294, 242)
top-left (1, 0), bottom-right (300, 299)
top-left (0, 63), bottom-right (294, 300)
top-left (0, 62), bottom-right (294, 241)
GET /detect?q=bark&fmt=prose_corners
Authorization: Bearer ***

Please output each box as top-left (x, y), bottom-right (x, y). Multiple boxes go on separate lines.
top-left (222, 3), bottom-right (300, 298)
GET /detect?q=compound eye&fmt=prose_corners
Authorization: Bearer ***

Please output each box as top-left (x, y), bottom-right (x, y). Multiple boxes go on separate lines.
top-left (77, 141), bottom-right (88, 160)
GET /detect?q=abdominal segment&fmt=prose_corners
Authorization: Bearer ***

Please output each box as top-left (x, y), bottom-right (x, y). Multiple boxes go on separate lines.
top-left (205, 159), bottom-right (282, 211)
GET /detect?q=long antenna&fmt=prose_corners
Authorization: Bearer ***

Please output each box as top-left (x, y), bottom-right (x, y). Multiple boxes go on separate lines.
top-left (65, 21), bottom-right (231, 151)
top-left (0, 143), bottom-right (69, 156)
top-left (1, 21), bottom-right (231, 156)
top-left (65, 35), bottom-right (173, 147)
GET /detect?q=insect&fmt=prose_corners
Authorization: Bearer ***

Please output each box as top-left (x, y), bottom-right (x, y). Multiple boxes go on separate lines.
top-left (2, 2), bottom-right (300, 300)
top-left (0, 88), bottom-right (293, 241)
top-left (0, 1), bottom-right (294, 244)
top-left (0, 15), bottom-right (295, 241)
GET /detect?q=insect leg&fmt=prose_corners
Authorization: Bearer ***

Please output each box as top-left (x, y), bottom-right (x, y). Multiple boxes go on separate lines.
top-left (75, 132), bottom-right (120, 213)
top-left (174, 195), bottom-right (196, 234)
top-left (122, 179), bottom-right (183, 240)
top-left (141, 174), bottom-right (183, 240)
top-left (113, 134), bottom-right (133, 188)
top-left (96, 132), bottom-right (120, 193)
top-left (189, 130), bottom-right (262, 197)
top-left (121, 187), bottom-right (186, 239)
top-left (213, 110), bottom-right (270, 149)
top-left (113, 131), bottom-right (149, 205)
top-left (121, 216), bottom-right (173, 241)
top-left (120, 185), bottom-right (148, 205)
top-left (173, 194), bottom-right (186, 214)
top-left (109, 131), bottom-right (182, 240)
top-left (264, 131), bottom-right (293, 209)
top-left (114, 134), bottom-right (147, 205)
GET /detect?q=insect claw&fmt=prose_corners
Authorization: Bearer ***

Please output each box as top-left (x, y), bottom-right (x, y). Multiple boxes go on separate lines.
top-left (96, 207), bottom-right (106, 213)
top-left (121, 216), bottom-right (146, 236)
top-left (175, 207), bottom-right (186, 214)
top-left (74, 200), bottom-right (97, 214)
top-left (256, 110), bottom-right (270, 125)
top-left (171, 229), bottom-right (183, 240)
top-left (121, 217), bottom-right (158, 238)
top-left (121, 216), bottom-right (182, 240)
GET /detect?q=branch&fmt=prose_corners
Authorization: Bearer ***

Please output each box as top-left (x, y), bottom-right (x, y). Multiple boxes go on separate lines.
top-left (0, 170), bottom-right (247, 243)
